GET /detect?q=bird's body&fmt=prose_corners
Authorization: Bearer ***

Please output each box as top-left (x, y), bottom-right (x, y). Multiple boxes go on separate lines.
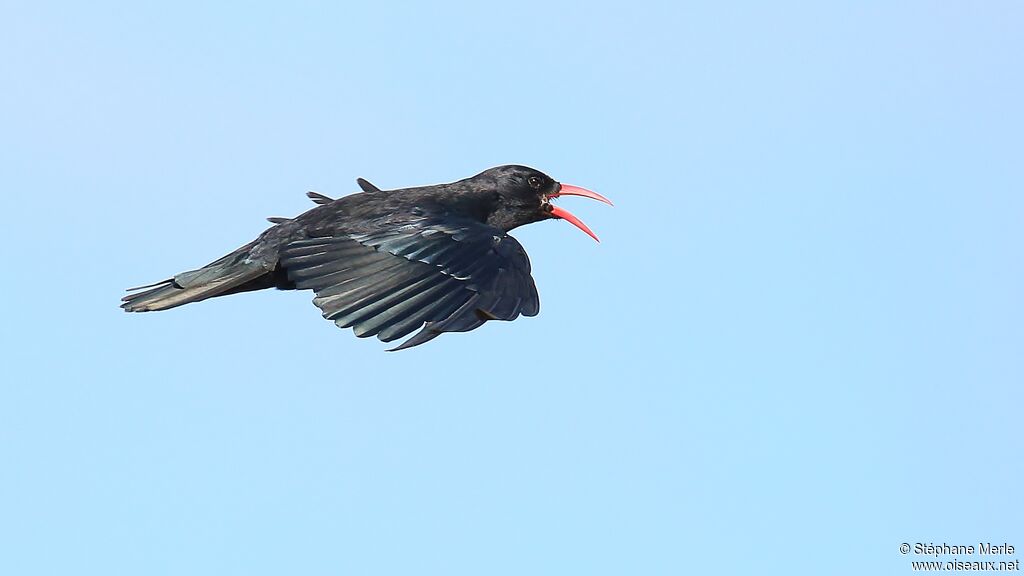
top-left (122, 165), bottom-right (610, 350)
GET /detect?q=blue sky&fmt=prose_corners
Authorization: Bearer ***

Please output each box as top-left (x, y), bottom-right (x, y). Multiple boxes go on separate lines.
top-left (2, 2), bottom-right (1021, 574)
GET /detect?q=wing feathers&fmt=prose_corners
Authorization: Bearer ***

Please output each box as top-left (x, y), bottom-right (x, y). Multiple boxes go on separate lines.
top-left (280, 217), bottom-right (540, 349)
top-left (375, 287), bottom-right (469, 342)
top-left (345, 274), bottom-right (449, 336)
top-left (308, 258), bottom-right (409, 295)
top-left (289, 250), bottom-right (392, 283)
top-left (324, 269), bottom-right (438, 324)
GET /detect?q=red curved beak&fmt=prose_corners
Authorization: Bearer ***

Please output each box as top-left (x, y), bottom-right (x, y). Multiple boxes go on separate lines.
top-left (548, 183), bottom-right (613, 242)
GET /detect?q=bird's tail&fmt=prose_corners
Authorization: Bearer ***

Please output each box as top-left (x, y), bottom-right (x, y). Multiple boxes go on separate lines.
top-left (121, 243), bottom-right (272, 312)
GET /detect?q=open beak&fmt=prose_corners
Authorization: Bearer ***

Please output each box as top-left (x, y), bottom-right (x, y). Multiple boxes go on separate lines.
top-left (547, 183), bottom-right (613, 242)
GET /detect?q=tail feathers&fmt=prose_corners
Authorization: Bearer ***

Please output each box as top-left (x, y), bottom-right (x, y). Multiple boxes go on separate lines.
top-left (122, 250), bottom-right (270, 312)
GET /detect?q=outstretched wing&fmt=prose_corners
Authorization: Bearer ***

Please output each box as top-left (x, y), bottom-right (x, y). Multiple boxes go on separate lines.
top-left (279, 216), bottom-right (540, 350)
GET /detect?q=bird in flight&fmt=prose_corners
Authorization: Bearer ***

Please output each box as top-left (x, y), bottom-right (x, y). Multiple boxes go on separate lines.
top-left (122, 165), bottom-right (611, 350)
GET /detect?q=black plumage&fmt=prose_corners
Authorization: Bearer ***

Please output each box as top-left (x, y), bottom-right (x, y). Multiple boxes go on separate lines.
top-left (122, 165), bottom-right (610, 350)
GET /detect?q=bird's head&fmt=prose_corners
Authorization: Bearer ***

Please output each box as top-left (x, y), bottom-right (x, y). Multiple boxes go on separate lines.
top-left (475, 165), bottom-right (612, 241)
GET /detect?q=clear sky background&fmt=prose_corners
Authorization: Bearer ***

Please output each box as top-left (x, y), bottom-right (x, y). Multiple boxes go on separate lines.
top-left (2, 2), bottom-right (1021, 574)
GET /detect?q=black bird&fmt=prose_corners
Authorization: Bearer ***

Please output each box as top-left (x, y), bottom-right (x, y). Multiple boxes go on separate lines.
top-left (122, 165), bottom-right (611, 350)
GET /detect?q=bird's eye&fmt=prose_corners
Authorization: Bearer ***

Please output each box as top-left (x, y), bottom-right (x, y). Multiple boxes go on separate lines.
top-left (528, 176), bottom-right (542, 189)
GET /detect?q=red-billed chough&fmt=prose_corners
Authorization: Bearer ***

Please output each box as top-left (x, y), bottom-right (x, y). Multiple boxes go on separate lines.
top-left (122, 165), bottom-right (611, 350)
